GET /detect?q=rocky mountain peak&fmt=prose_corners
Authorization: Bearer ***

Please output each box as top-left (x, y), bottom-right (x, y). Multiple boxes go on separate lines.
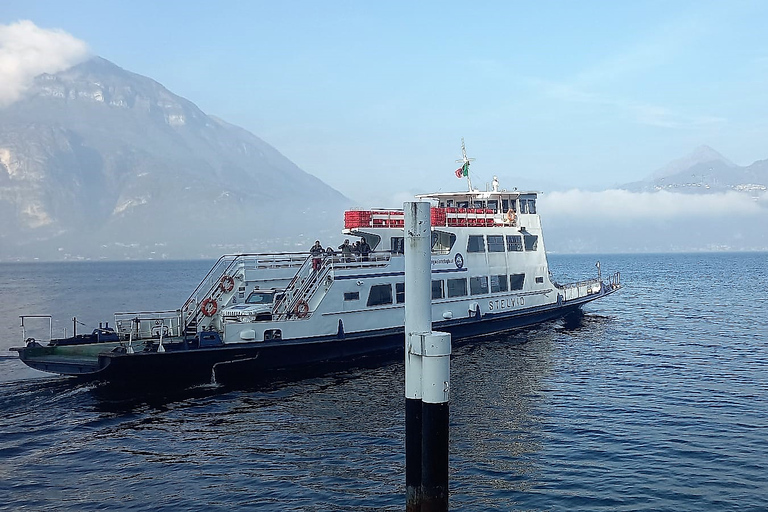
top-left (650, 145), bottom-right (735, 181)
top-left (0, 57), bottom-right (350, 261)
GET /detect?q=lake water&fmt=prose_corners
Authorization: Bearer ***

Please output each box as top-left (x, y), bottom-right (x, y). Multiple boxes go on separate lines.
top-left (1, 253), bottom-right (766, 511)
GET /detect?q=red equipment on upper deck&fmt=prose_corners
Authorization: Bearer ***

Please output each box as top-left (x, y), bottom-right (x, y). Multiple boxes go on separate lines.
top-left (344, 207), bottom-right (499, 229)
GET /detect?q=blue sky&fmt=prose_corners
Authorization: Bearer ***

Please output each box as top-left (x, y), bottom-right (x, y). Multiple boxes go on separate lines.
top-left (2, 0), bottom-right (767, 205)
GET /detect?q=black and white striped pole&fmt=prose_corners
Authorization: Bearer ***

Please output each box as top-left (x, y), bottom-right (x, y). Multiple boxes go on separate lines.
top-left (404, 201), bottom-right (451, 512)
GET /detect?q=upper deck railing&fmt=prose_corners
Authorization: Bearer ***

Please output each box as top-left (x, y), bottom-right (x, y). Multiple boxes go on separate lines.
top-left (345, 207), bottom-right (518, 229)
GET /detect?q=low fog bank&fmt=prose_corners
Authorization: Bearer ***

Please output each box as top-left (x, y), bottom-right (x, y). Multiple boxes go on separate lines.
top-left (540, 190), bottom-right (768, 253)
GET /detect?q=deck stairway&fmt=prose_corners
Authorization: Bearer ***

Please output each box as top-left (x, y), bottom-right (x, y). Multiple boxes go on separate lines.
top-left (272, 255), bottom-right (334, 320)
top-left (180, 253), bottom-right (306, 337)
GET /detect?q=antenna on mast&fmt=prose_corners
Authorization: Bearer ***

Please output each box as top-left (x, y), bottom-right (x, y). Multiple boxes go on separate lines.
top-left (456, 138), bottom-right (475, 191)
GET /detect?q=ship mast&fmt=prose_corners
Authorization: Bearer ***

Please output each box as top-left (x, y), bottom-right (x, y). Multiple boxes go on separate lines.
top-left (456, 138), bottom-right (476, 192)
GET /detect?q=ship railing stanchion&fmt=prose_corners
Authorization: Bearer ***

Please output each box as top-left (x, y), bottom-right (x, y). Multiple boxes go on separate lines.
top-left (404, 201), bottom-right (451, 512)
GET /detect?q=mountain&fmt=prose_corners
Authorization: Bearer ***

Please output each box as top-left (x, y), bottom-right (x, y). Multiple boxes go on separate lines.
top-left (0, 57), bottom-right (351, 261)
top-left (620, 145), bottom-right (768, 195)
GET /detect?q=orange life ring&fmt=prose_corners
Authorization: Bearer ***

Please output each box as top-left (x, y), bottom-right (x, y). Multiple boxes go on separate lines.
top-left (201, 298), bottom-right (218, 317)
top-left (219, 275), bottom-right (235, 293)
top-left (506, 209), bottom-right (516, 224)
top-left (294, 300), bottom-right (309, 318)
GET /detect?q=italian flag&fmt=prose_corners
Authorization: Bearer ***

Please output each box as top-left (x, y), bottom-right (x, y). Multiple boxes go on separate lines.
top-left (455, 162), bottom-right (469, 179)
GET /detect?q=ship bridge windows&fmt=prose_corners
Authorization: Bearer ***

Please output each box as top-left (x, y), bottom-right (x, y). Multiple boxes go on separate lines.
top-left (470, 276), bottom-right (489, 295)
top-left (487, 235), bottom-right (505, 252)
top-left (447, 278), bottom-right (467, 298)
top-left (523, 234), bottom-right (538, 251)
top-left (506, 235), bottom-right (523, 252)
top-left (367, 284), bottom-right (393, 306)
top-left (467, 235), bottom-right (485, 253)
top-left (501, 198), bottom-right (517, 213)
top-left (431, 230), bottom-right (456, 255)
top-left (519, 196), bottom-right (537, 214)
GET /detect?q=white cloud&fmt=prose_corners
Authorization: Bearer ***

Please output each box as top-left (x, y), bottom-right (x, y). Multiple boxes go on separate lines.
top-left (0, 20), bottom-right (89, 107)
top-left (540, 189), bottom-right (767, 220)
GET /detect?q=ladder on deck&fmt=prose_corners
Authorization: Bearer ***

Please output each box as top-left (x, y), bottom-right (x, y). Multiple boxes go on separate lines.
top-left (273, 255), bottom-right (334, 320)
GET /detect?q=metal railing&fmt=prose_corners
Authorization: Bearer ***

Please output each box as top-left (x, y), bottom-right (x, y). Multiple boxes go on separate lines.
top-left (558, 271), bottom-right (621, 301)
top-left (114, 310), bottom-right (182, 339)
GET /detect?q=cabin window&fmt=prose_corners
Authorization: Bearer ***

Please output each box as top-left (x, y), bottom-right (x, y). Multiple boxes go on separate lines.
top-left (447, 278), bottom-right (467, 298)
top-left (490, 274), bottom-right (508, 293)
top-left (470, 276), bottom-right (489, 295)
top-left (391, 237), bottom-right (405, 254)
top-left (344, 292), bottom-right (360, 301)
top-left (535, 277), bottom-right (544, 284)
top-left (467, 235), bottom-right (485, 253)
top-left (367, 284), bottom-right (393, 306)
top-left (432, 280), bottom-right (444, 299)
top-left (506, 235), bottom-right (523, 252)
top-left (501, 199), bottom-right (509, 212)
top-left (527, 199), bottom-right (537, 214)
top-left (510, 273), bottom-right (525, 290)
top-left (519, 200), bottom-right (528, 214)
top-left (446, 199), bottom-right (454, 207)
top-left (359, 233), bottom-right (382, 251)
top-left (487, 235), bottom-right (505, 252)
top-left (487, 200), bottom-right (498, 212)
top-left (396, 282), bottom-right (405, 304)
top-left (473, 200), bottom-right (485, 209)
top-left (523, 234), bottom-right (538, 251)
top-left (431, 231), bottom-right (456, 255)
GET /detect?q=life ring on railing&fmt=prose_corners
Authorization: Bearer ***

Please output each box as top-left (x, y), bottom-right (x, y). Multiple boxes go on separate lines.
top-left (294, 300), bottom-right (309, 318)
top-left (201, 298), bottom-right (218, 317)
top-left (219, 275), bottom-right (235, 293)
top-left (506, 208), bottom-right (516, 224)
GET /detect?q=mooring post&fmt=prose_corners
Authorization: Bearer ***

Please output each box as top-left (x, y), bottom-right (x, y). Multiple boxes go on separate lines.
top-left (405, 201), bottom-right (430, 511)
top-left (420, 330), bottom-right (450, 511)
top-left (404, 201), bottom-right (451, 512)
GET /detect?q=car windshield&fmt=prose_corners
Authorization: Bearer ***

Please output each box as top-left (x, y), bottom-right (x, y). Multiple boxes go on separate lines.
top-left (245, 292), bottom-right (275, 305)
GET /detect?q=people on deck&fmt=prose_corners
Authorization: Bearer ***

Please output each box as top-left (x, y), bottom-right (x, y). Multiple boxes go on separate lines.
top-left (359, 238), bottom-right (371, 262)
top-left (338, 239), bottom-right (352, 262)
top-left (310, 240), bottom-right (323, 271)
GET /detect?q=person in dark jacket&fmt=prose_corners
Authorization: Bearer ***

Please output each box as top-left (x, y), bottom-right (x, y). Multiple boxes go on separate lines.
top-left (359, 238), bottom-right (371, 262)
top-left (338, 239), bottom-right (353, 262)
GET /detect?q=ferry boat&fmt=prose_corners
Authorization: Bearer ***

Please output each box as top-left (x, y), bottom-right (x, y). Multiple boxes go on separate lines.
top-left (11, 146), bottom-right (621, 384)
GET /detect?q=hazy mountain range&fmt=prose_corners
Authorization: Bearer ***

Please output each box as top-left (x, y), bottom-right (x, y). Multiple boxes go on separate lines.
top-left (620, 145), bottom-right (767, 196)
top-left (0, 57), bottom-right (350, 261)
top-left (1, 57), bottom-right (766, 261)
